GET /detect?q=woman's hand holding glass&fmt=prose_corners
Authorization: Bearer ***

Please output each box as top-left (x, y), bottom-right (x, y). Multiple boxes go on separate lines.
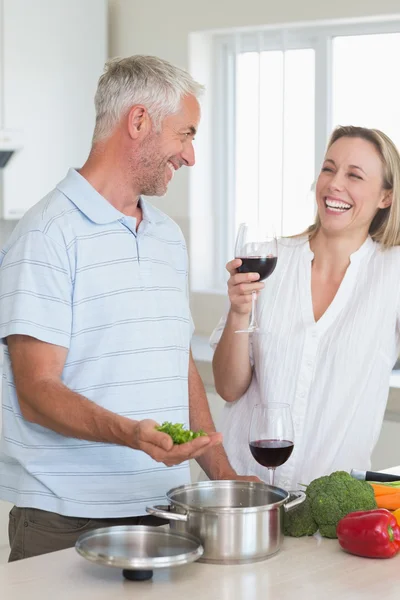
top-left (230, 223), bottom-right (278, 333)
top-left (226, 259), bottom-right (265, 317)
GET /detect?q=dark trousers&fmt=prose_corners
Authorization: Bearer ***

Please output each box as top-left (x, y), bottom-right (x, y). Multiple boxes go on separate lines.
top-left (8, 505), bottom-right (165, 562)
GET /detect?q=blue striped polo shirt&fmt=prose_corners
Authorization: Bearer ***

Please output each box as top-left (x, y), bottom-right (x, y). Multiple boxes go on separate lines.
top-left (0, 168), bottom-right (193, 518)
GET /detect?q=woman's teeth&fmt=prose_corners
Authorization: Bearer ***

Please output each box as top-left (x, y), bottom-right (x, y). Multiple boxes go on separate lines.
top-left (325, 199), bottom-right (352, 213)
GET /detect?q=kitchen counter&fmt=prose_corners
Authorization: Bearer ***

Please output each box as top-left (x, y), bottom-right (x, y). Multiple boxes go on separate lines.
top-left (1, 528), bottom-right (399, 600)
top-left (2, 467), bottom-right (400, 600)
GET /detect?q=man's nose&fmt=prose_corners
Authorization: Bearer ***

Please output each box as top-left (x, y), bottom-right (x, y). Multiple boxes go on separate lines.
top-left (181, 141), bottom-right (195, 167)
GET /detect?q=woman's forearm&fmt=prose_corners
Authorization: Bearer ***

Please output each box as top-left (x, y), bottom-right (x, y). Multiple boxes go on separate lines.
top-left (212, 309), bottom-right (253, 402)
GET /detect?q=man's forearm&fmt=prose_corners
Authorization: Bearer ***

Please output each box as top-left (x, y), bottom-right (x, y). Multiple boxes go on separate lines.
top-left (18, 379), bottom-right (137, 447)
top-left (188, 353), bottom-right (236, 479)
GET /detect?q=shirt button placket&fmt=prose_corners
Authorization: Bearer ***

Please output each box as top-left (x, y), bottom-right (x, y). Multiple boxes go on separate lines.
top-left (289, 327), bottom-right (320, 477)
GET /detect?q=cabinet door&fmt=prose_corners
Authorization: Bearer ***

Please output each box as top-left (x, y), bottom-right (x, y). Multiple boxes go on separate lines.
top-left (1, 0), bottom-right (107, 219)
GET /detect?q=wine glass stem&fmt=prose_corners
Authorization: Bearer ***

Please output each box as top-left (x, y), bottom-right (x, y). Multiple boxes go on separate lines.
top-left (269, 468), bottom-right (276, 486)
top-left (248, 291), bottom-right (258, 330)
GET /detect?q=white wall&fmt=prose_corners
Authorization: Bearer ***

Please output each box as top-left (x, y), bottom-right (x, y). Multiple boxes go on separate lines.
top-left (1, 0), bottom-right (107, 219)
top-left (109, 0), bottom-right (400, 335)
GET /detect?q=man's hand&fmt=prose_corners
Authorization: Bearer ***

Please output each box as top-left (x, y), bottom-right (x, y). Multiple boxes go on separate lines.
top-left (133, 419), bottom-right (223, 467)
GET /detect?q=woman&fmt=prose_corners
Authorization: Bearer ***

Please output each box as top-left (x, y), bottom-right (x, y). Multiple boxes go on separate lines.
top-left (211, 125), bottom-right (400, 489)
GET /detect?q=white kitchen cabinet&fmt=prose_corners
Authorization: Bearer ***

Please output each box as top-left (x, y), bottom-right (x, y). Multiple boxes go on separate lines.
top-left (0, 0), bottom-right (107, 219)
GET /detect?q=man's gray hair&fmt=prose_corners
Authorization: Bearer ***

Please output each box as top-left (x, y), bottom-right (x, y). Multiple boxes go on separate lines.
top-left (92, 55), bottom-right (204, 142)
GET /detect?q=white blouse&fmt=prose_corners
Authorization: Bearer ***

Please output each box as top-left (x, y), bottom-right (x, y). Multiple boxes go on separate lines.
top-left (210, 236), bottom-right (400, 490)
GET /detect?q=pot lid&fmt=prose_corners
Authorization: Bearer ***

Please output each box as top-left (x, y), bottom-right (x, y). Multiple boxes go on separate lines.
top-left (75, 525), bottom-right (203, 573)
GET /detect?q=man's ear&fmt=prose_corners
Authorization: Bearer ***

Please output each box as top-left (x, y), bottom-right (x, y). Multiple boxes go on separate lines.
top-left (127, 105), bottom-right (151, 139)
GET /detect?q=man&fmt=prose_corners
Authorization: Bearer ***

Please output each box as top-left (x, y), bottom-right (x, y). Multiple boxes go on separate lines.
top-left (0, 55), bottom-right (256, 562)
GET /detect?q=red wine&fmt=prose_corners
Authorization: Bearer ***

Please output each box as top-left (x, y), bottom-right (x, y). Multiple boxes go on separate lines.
top-left (249, 439), bottom-right (294, 468)
top-left (237, 256), bottom-right (277, 281)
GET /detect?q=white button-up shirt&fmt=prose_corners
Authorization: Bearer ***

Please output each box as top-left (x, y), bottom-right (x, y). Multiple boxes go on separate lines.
top-left (210, 236), bottom-right (400, 489)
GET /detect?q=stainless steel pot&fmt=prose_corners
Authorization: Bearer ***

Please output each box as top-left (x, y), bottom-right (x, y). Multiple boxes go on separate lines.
top-left (146, 480), bottom-right (305, 564)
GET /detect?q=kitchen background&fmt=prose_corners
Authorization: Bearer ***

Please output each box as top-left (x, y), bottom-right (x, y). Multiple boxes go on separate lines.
top-left (1, 0), bottom-right (400, 563)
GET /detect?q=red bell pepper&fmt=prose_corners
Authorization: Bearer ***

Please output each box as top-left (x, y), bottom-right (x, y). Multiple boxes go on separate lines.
top-left (337, 509), bottom-right (400, 558)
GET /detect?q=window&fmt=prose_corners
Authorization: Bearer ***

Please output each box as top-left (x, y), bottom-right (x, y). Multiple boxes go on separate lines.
top-left (235, 47), bottom-right (315, 238)
top-left (332, 33), bottom-right (400, 140)
top-left (202, 19), bottom-right (400, 290)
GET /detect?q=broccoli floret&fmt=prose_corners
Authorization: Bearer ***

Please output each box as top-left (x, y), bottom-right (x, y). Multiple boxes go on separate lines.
top-left (309, 492), bottom-right (342, 538)
top-left (307, 470), bottom-right (377, 539)
top-left (284, 497), bottom-right (318, 537)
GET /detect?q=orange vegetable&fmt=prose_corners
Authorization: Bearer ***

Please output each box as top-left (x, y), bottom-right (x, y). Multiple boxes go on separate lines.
top-left (375, 494), bottom-right (400, 511)
top-left (393, 508), bottom-right (400, 526)
top-left (370, 483), bottom-right (400, 496)
top-left (369, 483), bottom-right (400, 510)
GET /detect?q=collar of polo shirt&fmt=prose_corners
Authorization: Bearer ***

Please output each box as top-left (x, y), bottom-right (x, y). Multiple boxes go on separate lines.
top-left (56, 168), bottom-right (166, 226)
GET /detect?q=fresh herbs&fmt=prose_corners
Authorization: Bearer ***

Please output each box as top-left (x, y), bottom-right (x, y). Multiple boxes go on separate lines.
top-left (155, 422), bottom-right (207, 445)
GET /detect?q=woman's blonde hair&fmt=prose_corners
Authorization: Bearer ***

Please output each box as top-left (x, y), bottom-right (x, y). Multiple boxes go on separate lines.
top-left (306, 125), bottom-right (400, 249)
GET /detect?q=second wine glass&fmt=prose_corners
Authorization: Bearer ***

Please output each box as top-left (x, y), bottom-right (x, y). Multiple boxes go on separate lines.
top-left (234, 222), bottom-right (278, 334)
top-left (249, 403), bottom-right (294, 486)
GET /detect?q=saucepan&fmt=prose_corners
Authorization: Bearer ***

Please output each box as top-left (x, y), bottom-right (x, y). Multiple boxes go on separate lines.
top-left (146, 480), bottom-right (305, 564)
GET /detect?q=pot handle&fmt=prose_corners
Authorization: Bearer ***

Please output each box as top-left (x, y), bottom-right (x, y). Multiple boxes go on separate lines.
top-left (146, 504), bottom-right (188, 522)
top-left (284, 490), bottom-right (306, 513)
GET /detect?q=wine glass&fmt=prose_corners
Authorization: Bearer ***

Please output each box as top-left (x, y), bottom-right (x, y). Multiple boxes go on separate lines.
top-left (249, 403), bottom-right (294, 486)
top-left (234, 222), bottom-right (278, 334)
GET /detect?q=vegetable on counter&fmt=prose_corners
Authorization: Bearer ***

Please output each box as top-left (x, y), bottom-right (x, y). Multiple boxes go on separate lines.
top-left (393, 508), bottom-right (400, 527)
top-left (155, 422), bottom-right (207, 444)
top-left (283, 496), bottom-right (318, 537)
top-left (370, 482), bottom-right (400, 511)
top-left (337, 509), bottom-right (400, 558)
top-left (284, 471), bottom-right (377, 539)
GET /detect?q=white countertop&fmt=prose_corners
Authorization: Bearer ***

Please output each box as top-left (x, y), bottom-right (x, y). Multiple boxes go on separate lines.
top-left (2, 466), bottom-right (400, 600)
top-left (1, 530), bottom-right (399, 600)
